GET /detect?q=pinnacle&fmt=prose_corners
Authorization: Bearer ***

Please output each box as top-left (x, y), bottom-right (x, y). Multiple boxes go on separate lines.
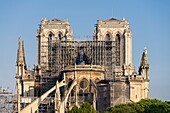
top-left (16, 36), bottom-right (26, 66)
top-left (140, 48), bottom-right (149, 67)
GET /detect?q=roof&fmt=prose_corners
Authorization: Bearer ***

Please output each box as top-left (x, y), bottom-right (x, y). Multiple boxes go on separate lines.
top-left (107, 18), bottom-right (118, 21)
top-left (51, 18), bottom-right (62, 21)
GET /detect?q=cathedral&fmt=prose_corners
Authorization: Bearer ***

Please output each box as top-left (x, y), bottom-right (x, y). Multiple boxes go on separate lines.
top-left (15, 17), bottom-right (150, 113)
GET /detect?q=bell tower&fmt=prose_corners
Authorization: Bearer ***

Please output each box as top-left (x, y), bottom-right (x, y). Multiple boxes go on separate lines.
top-left (36, 18), bottom-right (73, 72)
top-left (94, 18), bottom-right (132, 66)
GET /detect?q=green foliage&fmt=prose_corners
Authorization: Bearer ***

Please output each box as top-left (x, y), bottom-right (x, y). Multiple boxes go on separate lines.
top-left (67, 105), bottom-right (79, 113)
top-left (138, 99), bottom-right (170, 113)
top-left (105, 104), bottom-right (136, 113)
top-left (67, 102), bottom-right (99, 113)
top-left (104, 99), bottom-right (170, 113)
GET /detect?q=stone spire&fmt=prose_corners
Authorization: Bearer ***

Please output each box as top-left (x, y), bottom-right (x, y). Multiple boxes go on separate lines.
top-left (139, 48), bottom-right (149, 76)
top-left (140, 48), bottom-right (149, 68)
top-left (16, 37), bottom-right (26, 68)
top-left (16, 36), bottom-right (27, 98)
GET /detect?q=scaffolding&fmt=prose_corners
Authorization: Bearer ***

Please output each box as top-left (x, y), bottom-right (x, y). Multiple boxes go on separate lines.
top-left (33, 38), bottom-right (123, 112)
top-left (40, 39), bottom-right (122, 80)
top-left (0, 87), bottom-right (15, 113)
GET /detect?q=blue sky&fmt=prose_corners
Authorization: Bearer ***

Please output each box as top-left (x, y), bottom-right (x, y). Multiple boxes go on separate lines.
top-left (0, 0), bottom-right (170, 101)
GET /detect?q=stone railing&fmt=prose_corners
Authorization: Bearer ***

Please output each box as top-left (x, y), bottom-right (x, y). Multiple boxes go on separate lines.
top-left (62, 65), bottom-right (104, 72)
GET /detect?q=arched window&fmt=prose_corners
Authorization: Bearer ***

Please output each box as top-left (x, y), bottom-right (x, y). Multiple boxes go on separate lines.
top-left (58, 32), bottom-right (63, 40)
top-left (116, 34), bottom-right (120, 45)
top-left (48, 33), bottom-right (54, 70)
top-left (49, 33), bottom-right (53, 41)
top-left (48, 33), bottom-right (54, 47)
top-left (116, 34), bottom-right (121, 66)
top-left (48, 33), bottom-right (53, 47)
top-left (105, 33), bottom-right (111, 41)
top-left (79, 78), bottom-right (88, 90)
top-left (28, 75), bottom-right (30, 79)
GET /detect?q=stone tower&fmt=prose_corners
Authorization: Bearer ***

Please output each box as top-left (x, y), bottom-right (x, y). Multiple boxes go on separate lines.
top-left (36, 17), bottom-right (73, 72)
top-left (94, 18), bottom-right (132, 66)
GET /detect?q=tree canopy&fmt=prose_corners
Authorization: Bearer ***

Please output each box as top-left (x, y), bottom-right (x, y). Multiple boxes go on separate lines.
top-left (67, 102), bottom-right (99, 113)
top-left (105, 99), bottom-right (170, 113)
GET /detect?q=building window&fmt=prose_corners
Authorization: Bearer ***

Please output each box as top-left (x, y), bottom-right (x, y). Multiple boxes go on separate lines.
top-left (48, 33), bottom-right (53, 47)
top-left (79, 79), bottom-right (88, 89)
top-left (28, 75), bottom-right (30, 79)
top-left (58, 32), bottom-right (63, 40)
top-left (49, 34), bottom-right (53, 41)
top-left (48, 33), bottom-right (54, 70)
top-left (116, 34), bottom-right (121, 66)
top-left (134, 75), bottom-right (136, 79)
top-left (105, 33), bottom-right (111, 41)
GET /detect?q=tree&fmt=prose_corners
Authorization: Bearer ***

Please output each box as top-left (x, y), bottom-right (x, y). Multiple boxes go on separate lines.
top-left (138, 99), bottom-right (170, 113)
top-left (104, 99), bottom-right (170, 113)
top-left (67, 102), bottom-right (99, 113)
top-left (67, 106), bottom-right (79, 113)
top-left (105, 104), bottom-right (137, 113)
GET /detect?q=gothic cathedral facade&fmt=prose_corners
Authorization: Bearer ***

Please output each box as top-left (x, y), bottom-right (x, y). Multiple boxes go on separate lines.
top-left (15, 17), bottom-right (150, 113)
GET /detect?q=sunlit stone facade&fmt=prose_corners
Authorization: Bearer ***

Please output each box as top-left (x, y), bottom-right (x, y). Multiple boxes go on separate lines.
top-left (15, 17), bottom-right (149, 113)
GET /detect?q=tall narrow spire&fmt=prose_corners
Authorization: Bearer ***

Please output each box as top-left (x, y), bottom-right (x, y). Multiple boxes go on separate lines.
top-left (140, 47), bottom-right (149, 68)
top-left (139, 48), bottom-right (149, 75)
top-left (16, 36), bottom-right (27, 97)
top-left (16, 36), bottom-right (26, 67)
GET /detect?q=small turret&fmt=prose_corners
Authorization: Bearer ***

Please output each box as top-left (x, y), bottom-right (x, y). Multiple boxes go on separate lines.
top-left (139, 48), bottom-right (149, 79)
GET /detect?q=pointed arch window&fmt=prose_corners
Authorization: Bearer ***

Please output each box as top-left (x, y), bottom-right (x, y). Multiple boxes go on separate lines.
top-left (58, 32), bottom-right (63, 40)
top-left (48, 33), bottom-right (54, 70)
top-left (48, 33), bottom-right (54, 47)
top-left (116, 34), bottom-right (121, 66)
top-left (105, 33), bottom-right (111, 41)
top-left (48, 33), bottom-right (54, 42)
